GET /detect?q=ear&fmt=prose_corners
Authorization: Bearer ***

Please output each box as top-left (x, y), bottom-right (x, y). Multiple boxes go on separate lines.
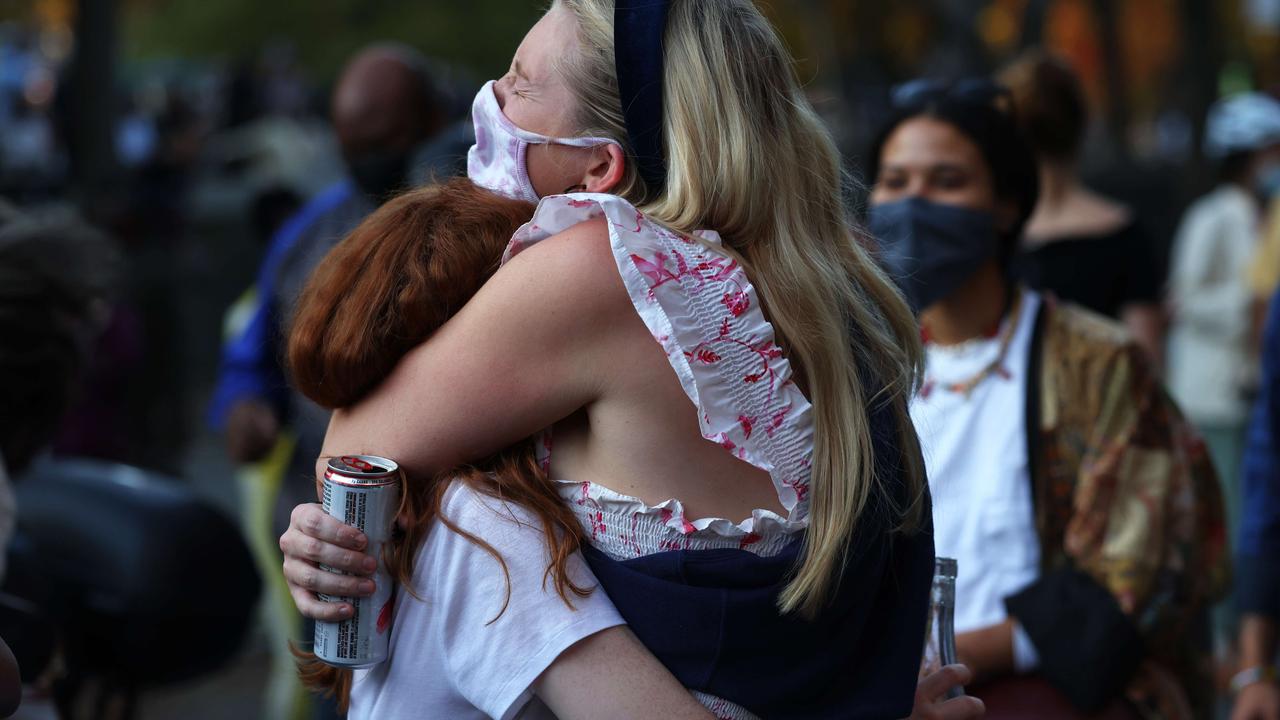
top-left (581, 143), bottom-right (627, 194)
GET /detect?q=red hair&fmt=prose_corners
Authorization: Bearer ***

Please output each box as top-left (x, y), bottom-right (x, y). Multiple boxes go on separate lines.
top-left (286, 179), bottom-right (589, 712)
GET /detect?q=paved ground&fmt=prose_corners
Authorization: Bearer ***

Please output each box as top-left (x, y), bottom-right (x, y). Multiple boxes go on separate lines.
top-left (139, 644), bottom-right (271, 720)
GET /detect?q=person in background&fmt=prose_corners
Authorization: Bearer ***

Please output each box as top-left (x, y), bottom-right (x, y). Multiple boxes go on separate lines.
top-left (1233, 288), bottom-right (1280, 720)
top-left (866, 78), bottom-right (1227, 719)
top-left (999, 50), bottom-right (1166, 368)
top-left (1167, 92), bottom-right (1280, 564)
top-left (0, 205), bottom-right (119, 573)
top-left (0, 204), bottom-right (120, 718)
top-left (210, 43), bottom-right (453, 485)
top-left (207, 43), bottom-right (461, 720)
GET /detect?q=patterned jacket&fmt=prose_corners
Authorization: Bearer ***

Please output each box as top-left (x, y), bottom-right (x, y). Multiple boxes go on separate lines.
top-left (1014, 298), bottom-right (1229, 719)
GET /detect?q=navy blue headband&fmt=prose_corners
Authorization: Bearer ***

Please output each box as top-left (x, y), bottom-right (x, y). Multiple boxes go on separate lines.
top-left (614, 0), bottom-right (670, 190)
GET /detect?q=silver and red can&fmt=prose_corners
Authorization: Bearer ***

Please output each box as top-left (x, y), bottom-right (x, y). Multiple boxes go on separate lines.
top-left (314, 454), bottom-right (401, 668)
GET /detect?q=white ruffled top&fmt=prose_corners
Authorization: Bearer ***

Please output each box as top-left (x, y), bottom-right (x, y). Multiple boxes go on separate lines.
top-left (503, 193), bottom-right (815, 562)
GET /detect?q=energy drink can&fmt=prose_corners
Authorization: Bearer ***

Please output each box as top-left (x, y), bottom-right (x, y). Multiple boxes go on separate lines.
top-left (314, 454), bottom-right (400, 668)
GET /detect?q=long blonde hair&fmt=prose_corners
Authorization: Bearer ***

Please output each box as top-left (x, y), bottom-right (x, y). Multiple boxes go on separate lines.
top-left (557, 0), bottom-right (927, 618)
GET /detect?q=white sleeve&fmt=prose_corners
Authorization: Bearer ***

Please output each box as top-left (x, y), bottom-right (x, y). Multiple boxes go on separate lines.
top-left (1168, 202), bottom-right (1253, 337)
top-left (1010, 620), bottom-right (1040, 673)
top-left (425, 483), bottom-right (625, 720)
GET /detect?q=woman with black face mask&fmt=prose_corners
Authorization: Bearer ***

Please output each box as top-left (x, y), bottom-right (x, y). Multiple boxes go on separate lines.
top-left (865, 79), bottom-right (1228, 720)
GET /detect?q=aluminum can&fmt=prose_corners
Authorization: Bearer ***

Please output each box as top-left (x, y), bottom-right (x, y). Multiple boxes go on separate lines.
top-left (313, 454), bottom-right (400, 668)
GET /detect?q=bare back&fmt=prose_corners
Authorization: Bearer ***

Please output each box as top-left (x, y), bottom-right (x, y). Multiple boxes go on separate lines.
top-left (1024, 184), bottom-right (1131, 247)
top-left (550, 303), bottom-right (786, 520)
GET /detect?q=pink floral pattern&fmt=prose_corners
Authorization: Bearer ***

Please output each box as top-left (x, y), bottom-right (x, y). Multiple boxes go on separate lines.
top-left (504, 193), bottom-right (814, 563)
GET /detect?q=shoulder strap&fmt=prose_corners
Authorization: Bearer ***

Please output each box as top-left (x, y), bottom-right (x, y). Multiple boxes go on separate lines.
top-left (1024, 297), bottom-right (1050, 552)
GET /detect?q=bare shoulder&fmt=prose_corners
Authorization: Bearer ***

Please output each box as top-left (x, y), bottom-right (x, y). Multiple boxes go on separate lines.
top-left (1076, 190), bottom-right (1131, 228)
top-left (1027, 188), bottom-right (1131, 242)
top-left (479, 216), bottom-right (632, 327)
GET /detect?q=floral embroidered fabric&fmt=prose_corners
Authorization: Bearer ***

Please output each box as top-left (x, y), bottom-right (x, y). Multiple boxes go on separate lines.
top-left (503, 193), bottom-right (815, 564)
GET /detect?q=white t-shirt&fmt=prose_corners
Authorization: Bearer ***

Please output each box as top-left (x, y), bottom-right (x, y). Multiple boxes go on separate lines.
top-left (911, 291), bottom-right (1042, 670)
top-left (1167, 184), bottom-right (1258, 425)
top-left (348, 482), bottom-right (625, 720)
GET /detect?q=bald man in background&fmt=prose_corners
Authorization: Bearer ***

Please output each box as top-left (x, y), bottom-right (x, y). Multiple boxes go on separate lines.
top-left (211, 43), bottom-right (471, 499)
top-left (208, 44), bottom-right (472, 720)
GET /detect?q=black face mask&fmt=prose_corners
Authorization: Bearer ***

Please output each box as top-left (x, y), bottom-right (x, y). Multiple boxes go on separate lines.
top-left (867, 197), bottom-right (999, 314)
top-left (347, 151), bottom-right (410, 203)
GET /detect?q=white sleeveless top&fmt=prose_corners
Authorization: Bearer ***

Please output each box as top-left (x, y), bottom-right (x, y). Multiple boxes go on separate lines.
top-left (503, 193), bottom-right (816, 560)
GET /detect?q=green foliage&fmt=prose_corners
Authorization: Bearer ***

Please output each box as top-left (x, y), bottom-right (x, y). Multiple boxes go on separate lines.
top-left (122, 0), bottom-right (545, 81)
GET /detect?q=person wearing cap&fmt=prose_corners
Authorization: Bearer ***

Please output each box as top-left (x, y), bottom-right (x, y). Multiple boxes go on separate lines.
top-left (1168, 92), bottom-right (1280, 562)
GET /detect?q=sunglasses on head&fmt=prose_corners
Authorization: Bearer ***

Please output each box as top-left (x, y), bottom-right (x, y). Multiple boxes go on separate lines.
top-left (890, 78), bottom-right (1013, 112)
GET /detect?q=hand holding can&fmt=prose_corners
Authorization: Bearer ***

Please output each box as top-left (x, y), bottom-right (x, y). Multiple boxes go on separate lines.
top-left (313, 455), bottom-right (401, 668)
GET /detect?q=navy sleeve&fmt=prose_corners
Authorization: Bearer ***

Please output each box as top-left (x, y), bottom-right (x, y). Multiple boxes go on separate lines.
top-left (1238, 289), bottom-right (1280, 620)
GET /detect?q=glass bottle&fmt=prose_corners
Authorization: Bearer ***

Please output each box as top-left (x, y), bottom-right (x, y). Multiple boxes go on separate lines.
top-left (921, 556), bottom-right (964, 699)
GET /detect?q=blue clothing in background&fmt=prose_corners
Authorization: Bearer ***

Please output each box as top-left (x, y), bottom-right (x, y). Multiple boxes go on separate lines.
top-left (209, 121), bottom-right (475, 430)
top-left (207, 179), bottom-right (358, 429)
top-left (1239, 288), bottom-right (1280, 620)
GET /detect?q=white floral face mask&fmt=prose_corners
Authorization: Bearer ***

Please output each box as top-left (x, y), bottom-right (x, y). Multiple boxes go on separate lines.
top-left (466, 80), bottom-right (617, 203)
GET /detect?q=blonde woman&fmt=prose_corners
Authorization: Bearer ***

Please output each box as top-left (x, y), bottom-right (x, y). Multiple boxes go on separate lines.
top-left (278, 2), bottom-right (974, 718)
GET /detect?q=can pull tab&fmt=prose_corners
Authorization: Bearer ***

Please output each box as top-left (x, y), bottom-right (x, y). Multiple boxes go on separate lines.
top-left (341, 456), bottom-right (377, 473)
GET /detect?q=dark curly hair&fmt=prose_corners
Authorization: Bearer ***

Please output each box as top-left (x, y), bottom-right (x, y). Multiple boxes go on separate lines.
top-left (0, 207), bottom-right (119, 474)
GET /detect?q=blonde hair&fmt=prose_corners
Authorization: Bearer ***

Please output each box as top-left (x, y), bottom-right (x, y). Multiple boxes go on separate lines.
top-left (557, 0), bottom-right (926, 618)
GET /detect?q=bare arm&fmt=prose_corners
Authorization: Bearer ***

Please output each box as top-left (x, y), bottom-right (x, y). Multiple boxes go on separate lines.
top-left (1232, 615), bottom-right (1280, 720)
top-left (538, 632), bottom-right (986, 720)
top-left (321, 217), bottom-right (625, 478)
top-left (283, 219), bottom-right (630, 619)
top-left (956, 620), bottom-right (1015, 685)
top-left (536, 626), bottom-right (713, 720)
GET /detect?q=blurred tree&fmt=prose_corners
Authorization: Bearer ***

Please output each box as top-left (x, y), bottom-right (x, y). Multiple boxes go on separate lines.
top-left (67, 0), bottom-right (121, 204)
top-left (122, 0), bottom-right (544, 83)
top-left (1092, 0), bottom-right (1129, 159)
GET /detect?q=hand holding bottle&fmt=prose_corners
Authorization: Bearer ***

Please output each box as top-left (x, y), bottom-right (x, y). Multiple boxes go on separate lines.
top-left (908, 665), bottom-right (985, 720)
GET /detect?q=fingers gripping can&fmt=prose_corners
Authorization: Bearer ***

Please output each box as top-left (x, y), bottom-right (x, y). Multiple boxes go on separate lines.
top-left (314, 455), bottom-right (400, 668)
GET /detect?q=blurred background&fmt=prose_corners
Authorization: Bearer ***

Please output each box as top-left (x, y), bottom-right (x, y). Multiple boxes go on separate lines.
top-left (0, 0), bottom-right (1278, 718)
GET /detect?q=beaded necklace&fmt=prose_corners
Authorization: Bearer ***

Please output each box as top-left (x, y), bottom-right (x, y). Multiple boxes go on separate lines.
top-left (920, 288), bottom-right (1024, 400)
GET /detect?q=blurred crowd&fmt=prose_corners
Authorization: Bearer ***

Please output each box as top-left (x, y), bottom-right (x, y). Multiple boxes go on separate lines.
top-left (0, 6), bottom-right (1278, 720)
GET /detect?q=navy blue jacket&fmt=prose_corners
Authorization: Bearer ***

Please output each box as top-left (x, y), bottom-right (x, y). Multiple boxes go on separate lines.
top-left (1240, 288), bottom-right (1280, 621)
